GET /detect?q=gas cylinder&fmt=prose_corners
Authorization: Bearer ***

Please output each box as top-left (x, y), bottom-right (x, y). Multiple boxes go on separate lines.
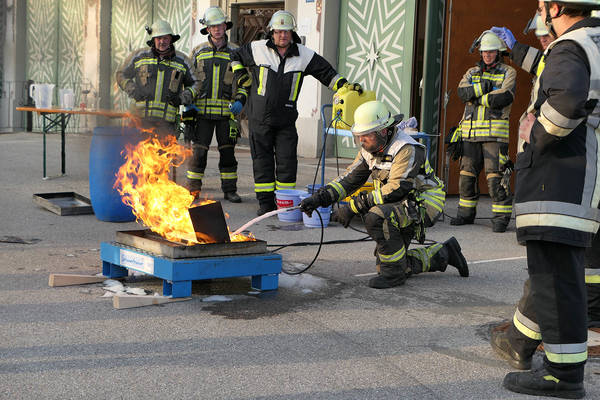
top-left (331, 86), bottom-right (376, 129)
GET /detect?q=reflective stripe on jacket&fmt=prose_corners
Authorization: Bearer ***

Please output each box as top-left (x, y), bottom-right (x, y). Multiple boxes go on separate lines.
top-left (515, 19), bottom-right (600, 246)
top-left (190, 37), bottom-right (247, 120)
top-left (456, 62), bottom-right (516, 143)
top-left (116, 47), bottom-right (199, 124)
top-left (231, 39), bottom-right (345, 126)
top-left (325, 129), bottom-right (445, 222)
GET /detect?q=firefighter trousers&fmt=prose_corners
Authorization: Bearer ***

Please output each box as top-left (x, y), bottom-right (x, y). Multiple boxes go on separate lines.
top-left (187, 118), bottom-right (238, 193)
top-left (364, 203), bottom-right (449, 281)
top-left (506, 240), bottom-right (587, 383)
top-left (457, 141), bottom-right (513, 226)
top-left (248, 119), bottom-right (298, 205)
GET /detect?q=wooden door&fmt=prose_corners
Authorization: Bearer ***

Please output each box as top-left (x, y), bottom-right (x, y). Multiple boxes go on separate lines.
top-left (438, 0), bottom-right (541, 194)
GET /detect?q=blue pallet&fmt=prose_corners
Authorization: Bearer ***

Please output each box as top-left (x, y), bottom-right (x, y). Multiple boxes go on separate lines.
top-left (100, 242), bottom-right (282, 298)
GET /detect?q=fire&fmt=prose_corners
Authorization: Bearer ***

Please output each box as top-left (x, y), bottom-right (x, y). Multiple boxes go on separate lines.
top-left (113, 118), bottom-right (254, 245)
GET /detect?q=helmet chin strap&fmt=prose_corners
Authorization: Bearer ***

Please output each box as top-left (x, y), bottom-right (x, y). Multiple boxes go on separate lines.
top-left (544, 3), bottom-right (563, 39)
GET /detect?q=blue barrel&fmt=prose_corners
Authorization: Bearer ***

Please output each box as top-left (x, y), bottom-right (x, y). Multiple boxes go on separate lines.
top-left (89, 126), bottom-right (142, 222)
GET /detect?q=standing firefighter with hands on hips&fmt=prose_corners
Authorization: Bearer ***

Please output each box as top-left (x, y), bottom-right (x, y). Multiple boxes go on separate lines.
top-left (488, 1), bottom-right (600, 398)
top-left (230, 10), bottom-right (363, 216)
top-left (300, 101), bottom-right (469, 289)
top-left (116, 20), bottom-right (199, 135)
top-left (447, 30), bottom-right (516, 233)
top-left (184, 7), bottom-right (251, 203)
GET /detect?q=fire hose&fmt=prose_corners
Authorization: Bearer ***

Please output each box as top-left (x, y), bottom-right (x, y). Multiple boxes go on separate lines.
top-left (232, 206), bottom-right (325, 275)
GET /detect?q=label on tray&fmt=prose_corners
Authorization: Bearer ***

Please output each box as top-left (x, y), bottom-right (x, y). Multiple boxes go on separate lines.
top-left (119, 249), bottom-right (154, 275)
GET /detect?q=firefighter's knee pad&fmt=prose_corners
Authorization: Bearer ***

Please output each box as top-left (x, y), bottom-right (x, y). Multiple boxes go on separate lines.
top-left (487, 176), bottom-right (507, 202)
top-left (458, 172), bottom-right (478, 198)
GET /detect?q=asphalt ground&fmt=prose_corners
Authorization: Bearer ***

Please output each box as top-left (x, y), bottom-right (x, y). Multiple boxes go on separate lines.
top-left (1, 131), bottom-right (599, 399)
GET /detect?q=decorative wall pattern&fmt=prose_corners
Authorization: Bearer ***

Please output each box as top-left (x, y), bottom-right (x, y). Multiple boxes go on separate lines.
top-left (338, 0), bottom-right (416, 117)
top-left (26, 0), bottom-right (58, 86)
top-left (111, 0), bottom-right (153, 111)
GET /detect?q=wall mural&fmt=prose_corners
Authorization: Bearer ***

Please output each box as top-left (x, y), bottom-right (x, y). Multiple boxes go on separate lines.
top-left (338, 0), bottom-right (415, 117)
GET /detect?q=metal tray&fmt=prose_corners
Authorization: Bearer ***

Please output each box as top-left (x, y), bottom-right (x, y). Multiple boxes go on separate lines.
top-left (33, 192), bottom-right (94, 216)
top-left (115, 229), bottom-right (267, 259)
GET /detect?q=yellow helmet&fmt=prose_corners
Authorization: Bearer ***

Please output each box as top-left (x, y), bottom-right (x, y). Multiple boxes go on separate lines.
top-left (351, 101), bottom-right (403, 136)
top-left (145, 20), bottom-right (180, 46)
top-left (200, 7), bottom-right (233, 35)
top-left (268, 10), bottom-right (296, 31)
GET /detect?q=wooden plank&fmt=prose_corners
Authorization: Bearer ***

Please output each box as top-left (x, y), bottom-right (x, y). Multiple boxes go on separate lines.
top-left (49, 273), bottom-right (108, 287)
top-left (113, 294), bottom-right (191, 309)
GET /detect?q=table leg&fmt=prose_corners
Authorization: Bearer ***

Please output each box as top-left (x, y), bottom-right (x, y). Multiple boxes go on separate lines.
top-left (42, 114), bottom-right (47, 179)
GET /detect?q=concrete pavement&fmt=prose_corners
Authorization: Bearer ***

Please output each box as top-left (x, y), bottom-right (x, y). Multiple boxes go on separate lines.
top-left (1, 130), bottom-right (598, 399)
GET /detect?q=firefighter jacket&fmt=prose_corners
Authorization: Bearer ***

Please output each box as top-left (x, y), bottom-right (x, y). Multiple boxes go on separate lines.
top-left (231, 38), bottom-right (347, 127)
top-left (511, 42), bottom-right (546, 79)
top-left (190, 36), bottom-right (248, 120)
top-left (454, 61), bottom-right (516, 143)
top-left (116, 47), bottom-right (200, 124)
top-left (323, 129), bottom-right (446, 223)
top-left (514, 18), bottom-right (600, 247)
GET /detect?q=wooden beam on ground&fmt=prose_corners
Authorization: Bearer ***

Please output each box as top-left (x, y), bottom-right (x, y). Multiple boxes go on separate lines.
top-left (49, 273), bottom-right (109, 287)
top-left (112, 294), bottom-right (192, 309)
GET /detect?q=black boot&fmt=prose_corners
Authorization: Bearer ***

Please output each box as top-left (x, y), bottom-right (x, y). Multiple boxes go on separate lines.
top-left (187, 179), bottom-right (202, 193)
top-left (257, 202), bottom-right (276, 216)
top-left (450, 215), bottom-right (474, 226)
top-left (224, 192), bottom-right (242, 203)
top-left (368, 264), bottom-right (407, 289)
top-left (503, 368), bottom-right (585, 399)
top-left (492, 216), bottom-right (510, 233)
top-left (491, 326), bottom-right (532, 370)
top-left (444, 237), bottom-right (469, 277)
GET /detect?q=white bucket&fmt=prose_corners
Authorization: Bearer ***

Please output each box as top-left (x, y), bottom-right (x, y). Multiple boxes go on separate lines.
top-left (275, 189), bottom-right (307, 222)
top-left (30, 83), bottom-right (55, 109)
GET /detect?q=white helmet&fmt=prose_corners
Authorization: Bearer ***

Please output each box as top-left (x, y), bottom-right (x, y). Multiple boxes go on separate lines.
top-left (543, 0), bottom-right (600, 8)
top-left (478, 31), bottom-right (506, 51)
top-left (145, 20), bottom-right (180, 46)
top-left (268, 10), bottom-right (296, 31)
top-left (351, 101), bottom-right (403, 136)
top-left (200, 7), bottom-right (232, 35)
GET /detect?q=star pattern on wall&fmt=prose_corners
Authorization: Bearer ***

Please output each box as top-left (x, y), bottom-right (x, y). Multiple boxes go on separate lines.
top-left (343, 0), bottom-right (407, 111)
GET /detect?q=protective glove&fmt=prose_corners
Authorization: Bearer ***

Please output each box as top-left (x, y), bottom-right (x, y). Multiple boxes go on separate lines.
top-left (229, 100), bottom-right (243, 116)
top-left (331, 205), bottom-right (356, 228)
top-left (446, 141), bottom-right (463, 161)
top-left (350, 191), bottom-right (374, 214)
top-left (342, 82), bottom-right (363, 95)
top-left (167, 91), bottom-right (181, 107)
top-left (179, 89), bottom-right (194, 106)
top-left (398, 117), bottom-right (418, 131)
top-left (182, 104), bottom-right (199, 120)
top-left (491, 26), bottom-right (516, 50)
top-left (125, 82), bottom-right (148, 102)
top-left (228, 117), bottom-right (240, 144)
top-left (299, 187), bottom-right (332, 217)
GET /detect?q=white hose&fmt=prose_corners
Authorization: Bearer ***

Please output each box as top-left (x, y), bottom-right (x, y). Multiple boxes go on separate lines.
top-left (231, 206), bottom-right (301, 236)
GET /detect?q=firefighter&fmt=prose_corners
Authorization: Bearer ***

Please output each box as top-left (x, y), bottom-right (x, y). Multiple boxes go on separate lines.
top-left (116, 20), bottom-right (199, 135)
top-left (300, 101), bottom-right (469, 289)
top-left (488, 1), bottom-right (600, 398)
top-left (449, 30), bottom-right (516, 233)
top-left (184, 7), bottom-right (251, 203)
top-left (230, 10), bottom-right (363, 216)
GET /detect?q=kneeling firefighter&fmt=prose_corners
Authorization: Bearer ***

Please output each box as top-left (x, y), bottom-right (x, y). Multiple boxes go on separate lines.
top-left (300, 101), bottom-right (470, 289)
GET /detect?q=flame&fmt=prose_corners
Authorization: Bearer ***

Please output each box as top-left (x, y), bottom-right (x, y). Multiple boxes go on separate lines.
top-left (114, 117), bottom-right (254, 244)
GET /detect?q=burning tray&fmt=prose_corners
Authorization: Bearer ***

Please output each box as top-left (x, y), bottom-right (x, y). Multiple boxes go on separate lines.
top-left (115, 229), bottom-right (267, 259)
top-left (33, 192), bottom-right (94, 216)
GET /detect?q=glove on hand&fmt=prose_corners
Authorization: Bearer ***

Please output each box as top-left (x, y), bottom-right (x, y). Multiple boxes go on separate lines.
top-left (126, 82), bottom-right (148, 102)
top-left (229, 101), bottom-right (243, 116)
top-left (398, 117), bottom-right (418, 131)
top-left (447, 141), bottom-right (463, 161)
top-left (167, 92), bottom-right (181, 107)
top-left (342, 82), bottom-right (363, 95)
top-left (331, 205), bottom-right (355, 228)
top-left (179, 89), bottom-right (194, 106)
top-left (502, 159), bottom-right (514, 174)
top-left (491, 26), bottom-right (516, 50)
top-left (351, 191), bottom-right (373, 214)
top-left (182, 104), bottom-right (199, 119)
top-left (299, 187), bottom-right (332, 217)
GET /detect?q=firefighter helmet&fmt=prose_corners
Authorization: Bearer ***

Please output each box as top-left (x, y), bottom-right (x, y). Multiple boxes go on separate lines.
top-left (478, 31), bottom-right (506, 51)
top-left (200, 7), bottom-right (233, 35)
top-left (351, 101), bottom-right (403, 136)
top-left (145, 20), bottom-right (180, 46)
top-left (543, 0), bottom-right (600, 8)
top-left (268, 10), bottom-right (297, 31)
